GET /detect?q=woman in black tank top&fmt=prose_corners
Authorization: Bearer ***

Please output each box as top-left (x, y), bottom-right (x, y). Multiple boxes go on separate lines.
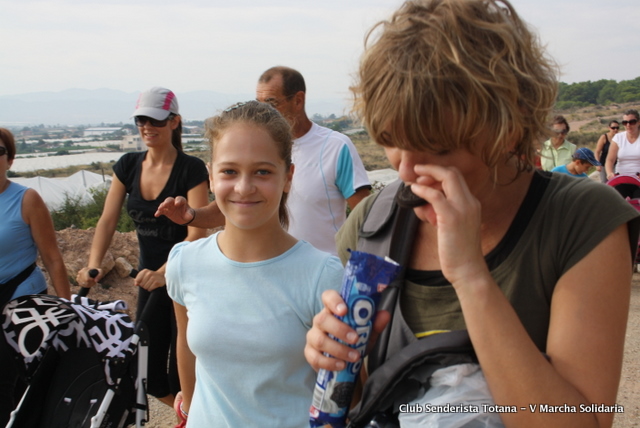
top-left (595, 120), bottom-right (620, 183)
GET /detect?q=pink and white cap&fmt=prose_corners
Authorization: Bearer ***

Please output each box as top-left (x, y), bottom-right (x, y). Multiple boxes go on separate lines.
top-left (132, 87), bottom-right (179, 120)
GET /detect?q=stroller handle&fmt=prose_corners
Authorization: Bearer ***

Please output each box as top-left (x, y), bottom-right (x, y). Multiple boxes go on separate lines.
top-left (77, 269), bottom-right (140, 297)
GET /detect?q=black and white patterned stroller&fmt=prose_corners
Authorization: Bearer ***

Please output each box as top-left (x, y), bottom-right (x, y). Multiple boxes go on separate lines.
top-left (1, 283), bottom-right (149, 428)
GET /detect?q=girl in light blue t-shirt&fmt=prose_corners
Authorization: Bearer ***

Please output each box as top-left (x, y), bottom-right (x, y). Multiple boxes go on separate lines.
top-left (166, 101), bottom-right (343, 427)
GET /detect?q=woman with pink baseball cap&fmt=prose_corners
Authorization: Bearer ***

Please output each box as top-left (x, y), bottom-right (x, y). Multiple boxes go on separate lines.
top-left (77, 87), bottom-right (209, 410)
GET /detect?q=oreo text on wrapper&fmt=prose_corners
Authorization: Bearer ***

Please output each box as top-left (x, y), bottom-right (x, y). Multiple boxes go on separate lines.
top-left (309, 251), bottom-right (401, 428)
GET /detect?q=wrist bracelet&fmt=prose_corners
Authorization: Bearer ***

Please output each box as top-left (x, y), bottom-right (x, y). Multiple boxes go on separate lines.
top-left (180, 401), bottom-right (189, 419)
top-left (179, 208), bottom-right (196, 226)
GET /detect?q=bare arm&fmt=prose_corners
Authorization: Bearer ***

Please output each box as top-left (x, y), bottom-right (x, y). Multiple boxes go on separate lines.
top-left (605, 142), bottom-right (619, 179)
top-left (346, 187), bottom-right (371, 211)
top-left (134, 181), bottom-right (210, 292)
top-left (155, 197), bottom-right (224, 229)
top-left (22, 189), bottom-right (71, 299)
top-left (410, 164), bottom-right (629, 428)
top-left (594, 134), bottom-right (606, 161)
top-left (594, 134), bottom-right (607, 171)
top-left (183, 182), bottom-right (210, 241)
top-left (174, 302), bottom-right (196, 414)
top-left (76, 175), bottom-right (126, 286)
top-left (452, 225), bottom-right (629, 428)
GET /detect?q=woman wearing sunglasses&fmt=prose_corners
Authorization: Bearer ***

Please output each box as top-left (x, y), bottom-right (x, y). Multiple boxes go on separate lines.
top-left (606, 110), bottom-right (640, 186)
top-left (594, 120), bottom-right (619, 183)
top-left (77, 87), bottom-right (209, 410)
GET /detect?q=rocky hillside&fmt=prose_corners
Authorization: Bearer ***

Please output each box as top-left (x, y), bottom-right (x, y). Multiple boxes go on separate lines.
top-left (41, 228), bottom-right (141, 318)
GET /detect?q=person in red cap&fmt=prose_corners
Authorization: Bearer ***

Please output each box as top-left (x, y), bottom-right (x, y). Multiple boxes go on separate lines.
top-left (77, 87), bottom-right (210, 410)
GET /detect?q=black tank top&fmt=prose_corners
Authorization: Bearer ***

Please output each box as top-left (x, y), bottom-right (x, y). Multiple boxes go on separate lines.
top-left (601, 133), bottom-right (610, 163)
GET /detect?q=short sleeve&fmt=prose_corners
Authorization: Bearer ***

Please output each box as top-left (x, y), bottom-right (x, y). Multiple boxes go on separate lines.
top-left (166, 241), bottom-right (189, 306)
top-left (313, 256), bottom-right (344, 316)
top-left (613, 133), bottom-right (624, 145)
top-left (112, 152), bottom-right (141, 191)
top-left (179, 154), bottom-right (209, 192)
top-left (335, 139), bottom-right (370, 199)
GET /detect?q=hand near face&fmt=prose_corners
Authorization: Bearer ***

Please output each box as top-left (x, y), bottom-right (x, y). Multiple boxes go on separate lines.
top-left (409, 164), bottom-right (489, 286)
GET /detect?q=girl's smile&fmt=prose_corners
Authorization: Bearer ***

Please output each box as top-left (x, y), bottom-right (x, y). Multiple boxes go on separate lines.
top-left (211, 122), bottom-right (293, 232)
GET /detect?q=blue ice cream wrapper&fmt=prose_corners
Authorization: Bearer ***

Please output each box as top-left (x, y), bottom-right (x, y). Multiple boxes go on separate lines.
top-left (309, 250), bottom-right (400, 428)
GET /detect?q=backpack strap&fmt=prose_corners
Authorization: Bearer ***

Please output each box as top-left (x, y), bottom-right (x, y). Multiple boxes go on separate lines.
top-left (348, 179), bottom-right (475, 428)
top-left (0, 262), bottom-right (36, 308)
top-left (357, 178), bottom-right (421, 371)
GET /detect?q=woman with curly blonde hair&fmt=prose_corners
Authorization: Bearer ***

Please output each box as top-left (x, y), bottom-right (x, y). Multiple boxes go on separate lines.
top-left (305, 1), bottom-right (639, 427)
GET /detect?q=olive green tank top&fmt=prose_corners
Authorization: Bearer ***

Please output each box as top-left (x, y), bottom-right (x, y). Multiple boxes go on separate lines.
top-left (336, 171), bottom-right (640, 352)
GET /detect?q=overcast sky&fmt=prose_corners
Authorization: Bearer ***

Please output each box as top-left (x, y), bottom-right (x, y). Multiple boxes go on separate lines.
top-left (1, 0), bottom-right (639, 104)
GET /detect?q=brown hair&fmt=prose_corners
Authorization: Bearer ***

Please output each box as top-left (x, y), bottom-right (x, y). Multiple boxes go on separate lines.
top-left (205, 101), bottom-right (293, 229)
top-left (552, 115), bottom-right (570, 132)
top-left (171, 115), bottom-right (183, 152)
top-left (352, 0), bottom-right (559, 173)
top-left (624, 109), bottom-right (639, 121)
top-left (0, 128), bottom-right (16, 161)
top-left (258, 66), bottom-right (306, 98)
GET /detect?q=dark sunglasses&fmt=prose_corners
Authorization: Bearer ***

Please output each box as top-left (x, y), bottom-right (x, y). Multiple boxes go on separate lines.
top-left (553, 129), bottom-right (569, 135)
top-left (622, 119), bottom-right (639, 126)
top-left (610, 126), bottom-right (620, 130)
top-left (0, 146), bottom-right (7, 156)
top-left (134, 114), bottom-right (175, 127)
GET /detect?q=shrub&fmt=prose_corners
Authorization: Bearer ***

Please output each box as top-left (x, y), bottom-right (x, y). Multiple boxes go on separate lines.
top-left (50, 186), bottom-right (135, 232)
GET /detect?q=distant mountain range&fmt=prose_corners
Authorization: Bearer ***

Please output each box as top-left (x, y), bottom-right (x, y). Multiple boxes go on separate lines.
top-left (0, 88), bottom-right (349, 127)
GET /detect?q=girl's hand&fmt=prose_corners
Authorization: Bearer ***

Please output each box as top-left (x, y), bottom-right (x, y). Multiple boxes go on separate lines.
top-left (134, 269), bottom-right (166, 291)
top-left (174, 391), bottom-right (188, 426)
top-left (409, 164), bottom-right (488, 287)
top-left (304, 290), bottom-right (390, 372)
top-left (155, 196), bottom-right (194, 225)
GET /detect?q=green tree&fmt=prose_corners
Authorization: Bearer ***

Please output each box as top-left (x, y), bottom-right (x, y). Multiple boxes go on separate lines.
top-left (557, 76), bottom-right (640, 106)
top-left (597, 80), bottom-right (617, 105)
top-left (616, 78), bottom-right (640, 103)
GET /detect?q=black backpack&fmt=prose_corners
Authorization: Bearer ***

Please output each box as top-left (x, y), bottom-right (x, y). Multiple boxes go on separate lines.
top-left (346, 179), bottom-right (476, 428)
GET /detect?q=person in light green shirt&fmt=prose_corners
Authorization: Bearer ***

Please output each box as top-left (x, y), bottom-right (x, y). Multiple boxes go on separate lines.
top-left (540, 115), bottom-right (576, 171)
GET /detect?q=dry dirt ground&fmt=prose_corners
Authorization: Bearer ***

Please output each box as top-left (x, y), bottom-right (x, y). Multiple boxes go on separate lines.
top-left (42, 228), bottom-right (640, 427)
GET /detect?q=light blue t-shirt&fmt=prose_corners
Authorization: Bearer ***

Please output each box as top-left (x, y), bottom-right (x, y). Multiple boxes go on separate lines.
top-left (0, 182), bottom-right (47, 298)
top-left (166, 233), bottom-right (344, 428)
top-left (551, 164), bottom-right (587, 178)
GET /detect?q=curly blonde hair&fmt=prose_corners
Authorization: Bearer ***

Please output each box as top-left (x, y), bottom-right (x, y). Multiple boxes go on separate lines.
top-left (205, 101), bottom-right (293, 228)
top-left (352, 0), bottom-right (559, 172)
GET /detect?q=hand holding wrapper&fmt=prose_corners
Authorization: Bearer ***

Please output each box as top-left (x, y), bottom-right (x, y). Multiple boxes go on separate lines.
top-left (309, 251), bottom-right (400, 428)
